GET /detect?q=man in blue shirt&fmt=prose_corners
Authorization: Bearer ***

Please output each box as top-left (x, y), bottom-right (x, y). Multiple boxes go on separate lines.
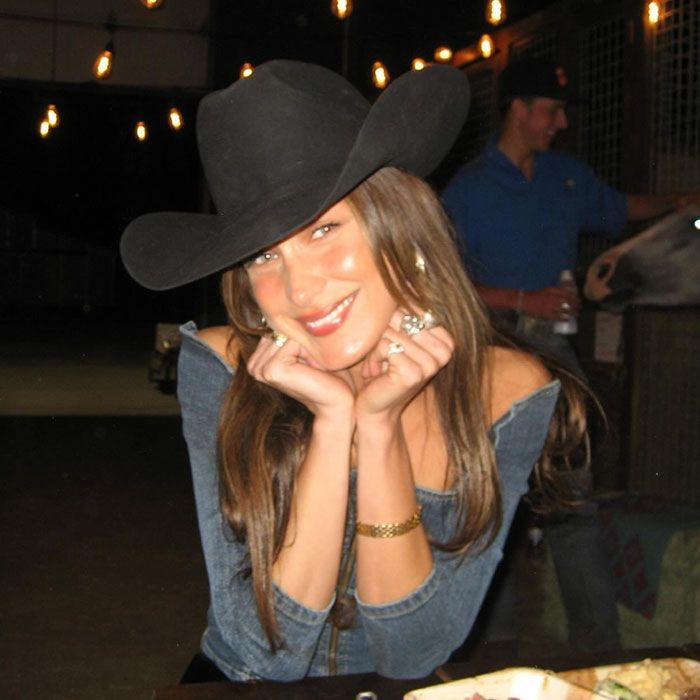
top-left (443, 57), bottom-right (699, 654)
top-left (443, 57), bottom-right (695, 365)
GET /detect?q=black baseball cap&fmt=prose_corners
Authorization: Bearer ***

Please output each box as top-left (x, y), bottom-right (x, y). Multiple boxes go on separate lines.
top-left (499, 57), bottom-right (571, 103)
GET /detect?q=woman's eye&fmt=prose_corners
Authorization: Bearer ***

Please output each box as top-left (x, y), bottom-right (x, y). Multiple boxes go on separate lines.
top-left (246, 251), bottom-right (276, 268)
top-left (310, 223), bottom-right (336, 240)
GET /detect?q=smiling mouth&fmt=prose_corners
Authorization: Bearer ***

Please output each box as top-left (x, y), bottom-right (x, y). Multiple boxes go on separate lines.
top-left (299, 292), bottom-right (357, 336)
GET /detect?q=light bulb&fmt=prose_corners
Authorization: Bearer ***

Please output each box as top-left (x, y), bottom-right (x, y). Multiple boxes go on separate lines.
top-left (486, 0), bottom-right (506, 26)
top-left (433, 46), bottom-right (453, 63)
top-left (647, 1), bottom-right (661, 24)
top-left (330, 0), bottom-right (353, 19)
top-left (93, 47), bottom-right (113, 79)
top-left (240, 62), bottom-right (254, 79)
top-left (168, 107), bottom-right (183, 130)
top-left (46, 104), bottom-right (60, 128)
top-left (39, 118), bottom-right (51, 138)
top-left (140, 0), bottom-right (164, 8)
top-left (412, 58), bottom-right (427, 71)
top-left (135, 121), bottom-right (148, 141)
top-left (479, 34), bottom-right (495, 58)
top-left (371, 61), bottom-right (389, 89)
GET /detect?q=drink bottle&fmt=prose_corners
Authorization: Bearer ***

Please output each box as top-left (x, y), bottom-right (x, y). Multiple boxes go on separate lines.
top-left (552, 269), bottom-right (578, 335)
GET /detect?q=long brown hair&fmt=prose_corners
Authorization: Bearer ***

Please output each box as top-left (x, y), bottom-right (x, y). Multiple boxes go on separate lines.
top-left (217, 166), bottom-right (588, 648)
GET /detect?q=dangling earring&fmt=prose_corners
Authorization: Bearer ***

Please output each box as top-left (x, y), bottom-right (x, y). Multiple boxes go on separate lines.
top-left (258, 314), bottom-right (268, 329)
top-left (415, 251), bottom-right (426, 273)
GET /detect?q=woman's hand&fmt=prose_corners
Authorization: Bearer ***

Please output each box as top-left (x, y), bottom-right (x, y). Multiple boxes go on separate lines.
top-left (356, 310), bottom-right (454, 422)
top-left (247, 335), bottom-right (355, 418)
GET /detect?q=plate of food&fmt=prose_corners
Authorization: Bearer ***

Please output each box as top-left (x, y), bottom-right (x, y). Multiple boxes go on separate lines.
top-left (404, 667), bottom-right (602, 700)
top-left (558, 657), bottom-right (700, 700)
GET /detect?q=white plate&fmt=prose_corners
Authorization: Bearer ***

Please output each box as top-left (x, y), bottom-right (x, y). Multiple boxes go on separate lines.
top-left (405, 667), bottom-right (601, 700)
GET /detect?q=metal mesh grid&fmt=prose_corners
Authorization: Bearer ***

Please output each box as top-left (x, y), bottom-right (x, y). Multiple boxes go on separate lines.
top-left (460, 68), bottom-right (497, 161)
top-left (579, 18), bottom-right (625, 188)
top-left (509, 32), bottom-right (558, 62)
top-left (628, 308), bottom-right (700, 504)
top-left (650, 0), bottom-right (700, 192)
top-left (576, 17), bottom-right (626, 270)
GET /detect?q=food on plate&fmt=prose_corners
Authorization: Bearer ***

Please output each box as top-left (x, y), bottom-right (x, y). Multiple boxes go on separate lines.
top-left (594, 659), bottom-right (684, 700)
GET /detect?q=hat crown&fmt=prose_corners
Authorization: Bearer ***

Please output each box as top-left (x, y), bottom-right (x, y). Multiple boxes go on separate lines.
top-left (196, 61), bottom-right (371, 218)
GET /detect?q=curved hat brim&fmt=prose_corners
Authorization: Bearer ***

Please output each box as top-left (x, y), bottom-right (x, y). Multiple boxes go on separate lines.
top-left (120, 63), bottom-right (470, 291)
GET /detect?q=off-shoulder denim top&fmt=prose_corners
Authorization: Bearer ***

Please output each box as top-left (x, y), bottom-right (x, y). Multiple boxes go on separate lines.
top-left (177, 321), bottom-right (560, 682)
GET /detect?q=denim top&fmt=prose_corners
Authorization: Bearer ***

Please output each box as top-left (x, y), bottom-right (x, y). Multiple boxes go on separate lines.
top-left (442, 139), bottom-right (627, 290)
top-left (177, 321), bottom-right (560, 681)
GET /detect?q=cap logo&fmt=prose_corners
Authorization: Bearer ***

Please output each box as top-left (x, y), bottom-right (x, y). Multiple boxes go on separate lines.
top-left (555, 66), bottom-right (567, 87)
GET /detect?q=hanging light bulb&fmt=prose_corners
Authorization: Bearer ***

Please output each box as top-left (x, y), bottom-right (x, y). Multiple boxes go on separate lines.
top-left (135, 121), bottom-right (148, 141)
top-left (371, 61), bottom-right (390, 89)
top-left (479, 34), bottom-right (495, 58)
top-left (39, 118), bottom-right (51, 138)
top-left (93, 41), bottom-right (114, 79)
top-left (411, 57), bottom-right (427, 71)
top-left (140, 0), bottom-right (164, 8)
top-left (330, 0), bottom-right (353, 19)
top-left (646, 0), bottom-right (661, 24)
top-left (433, 46), bottom-right (453, 63)
top-left (46, 103), bottom-right (60, 128)
top-left (168, 107), bottom-right (183, 131)
top-left (240, 62), bottom-right (254, 79)
top-left (486, 0), bottom-right (506, 26)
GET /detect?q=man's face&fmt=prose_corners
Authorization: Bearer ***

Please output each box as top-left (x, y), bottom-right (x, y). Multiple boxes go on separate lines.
top-left (517, 96), bottom-right (568, 151)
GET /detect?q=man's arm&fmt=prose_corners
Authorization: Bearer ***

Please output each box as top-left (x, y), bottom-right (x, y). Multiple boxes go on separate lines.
top-left (626, 190), bottom-right (700, 221)
top-left (476, 283), bottom-right (580, 322)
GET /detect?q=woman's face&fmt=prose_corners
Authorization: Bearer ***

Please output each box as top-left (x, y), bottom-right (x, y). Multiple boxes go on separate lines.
top-left (245, 197), bottom-right (398, 371)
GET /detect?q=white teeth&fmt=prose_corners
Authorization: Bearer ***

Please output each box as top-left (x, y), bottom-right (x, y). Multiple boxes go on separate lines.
top-left (305, 294), bottom-right (354, 329)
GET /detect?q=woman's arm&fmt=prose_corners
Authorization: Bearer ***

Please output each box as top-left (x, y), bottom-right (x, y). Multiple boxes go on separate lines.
top-left (200, 325), bottom-right (355, 610)
top-left (179, 326), bottom-right (347, 680)
top-left (356, 349), bottom-right (556, 678)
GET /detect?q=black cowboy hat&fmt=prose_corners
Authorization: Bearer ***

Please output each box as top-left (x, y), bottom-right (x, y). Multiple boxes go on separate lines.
top-left (120, 60), bottom-right (470, 291)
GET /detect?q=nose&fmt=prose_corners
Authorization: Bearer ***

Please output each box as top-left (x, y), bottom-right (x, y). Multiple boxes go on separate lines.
top-left (282, 254), bottom-right (325, 307)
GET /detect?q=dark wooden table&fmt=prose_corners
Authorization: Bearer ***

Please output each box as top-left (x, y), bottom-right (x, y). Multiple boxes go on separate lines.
top-left (152, 645), bottom-right (700, 699)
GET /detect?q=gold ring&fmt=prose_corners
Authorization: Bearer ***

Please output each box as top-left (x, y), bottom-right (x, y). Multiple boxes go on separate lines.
top-left (387, 341), bottom-right (405, 356)
top-left (270, 331), bottom-right (288, 347)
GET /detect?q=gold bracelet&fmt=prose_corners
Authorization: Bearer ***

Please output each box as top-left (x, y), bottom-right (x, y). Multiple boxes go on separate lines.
top-left (355, 505), bottom-right (423, 538)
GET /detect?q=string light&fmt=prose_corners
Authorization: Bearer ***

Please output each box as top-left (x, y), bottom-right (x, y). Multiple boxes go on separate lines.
top-left (46, 103), bottom-right (60, 128)
top-left (135, 121), bottom-right (148, 141)
top-left (330, 0), bottom-right (353, 19)
top-left (433, 46), bottom-right (453, 63)
top-left (486, 0), bottom-right (506, 26)
top-left (39, 118), bottom-right (51, 138)
top-left (168, 107), bottom-right (183, 131)
top-left (646, 1), bottom-right (661, 24)
top-left (140, 0), bottom-right (164, 8)
top-left (411, 58), bottom-right (427, 71)
top-left (93, 42), bottom-right (114, 79)
top-left (240, 62), bottom-right (254, 79)
top-left (479, 34), bottom-right (495, 58)
top-left (371, 61), bottom-right (389, 89)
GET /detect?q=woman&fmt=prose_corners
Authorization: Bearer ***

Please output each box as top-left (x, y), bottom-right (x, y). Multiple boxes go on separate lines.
top-left (121, 61), bottom-right (584, 682)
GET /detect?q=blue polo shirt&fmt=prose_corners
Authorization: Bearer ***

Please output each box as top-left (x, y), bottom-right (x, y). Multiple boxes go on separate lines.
top-left (441, 141), bottom-right (627, 290)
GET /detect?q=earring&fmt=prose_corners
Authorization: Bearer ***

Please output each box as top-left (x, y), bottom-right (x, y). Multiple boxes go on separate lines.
top-left (258, 314), bottom-right (268, 329)
top-left (415, 251), bottom-right (426, 273)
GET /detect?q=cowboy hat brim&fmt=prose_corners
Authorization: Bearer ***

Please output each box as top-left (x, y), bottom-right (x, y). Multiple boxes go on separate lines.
top-left (120, 61), bottom-right (470, 291)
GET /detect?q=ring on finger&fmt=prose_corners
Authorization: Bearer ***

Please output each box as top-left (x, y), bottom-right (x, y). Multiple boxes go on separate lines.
top-left (400, 313), bottom-right (426, 336)
top-left (270, 331), bottom-right (288, 348)
top-left (387, 341), bottom-right (405, 356)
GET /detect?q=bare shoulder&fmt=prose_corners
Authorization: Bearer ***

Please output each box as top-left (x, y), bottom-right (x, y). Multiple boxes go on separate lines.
top-left (196, 325), bottom-right (239, 367)
top-left (486, 346), bottom-right (552, 425)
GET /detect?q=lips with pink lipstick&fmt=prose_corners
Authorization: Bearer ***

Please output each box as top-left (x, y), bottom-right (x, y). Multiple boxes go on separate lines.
top-left (297, 292), bottom-right (357, 337)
